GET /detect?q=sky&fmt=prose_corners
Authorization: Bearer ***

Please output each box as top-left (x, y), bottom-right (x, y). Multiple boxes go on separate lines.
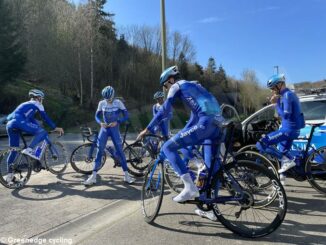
top-left (75, 0), bottom-right (326, 85)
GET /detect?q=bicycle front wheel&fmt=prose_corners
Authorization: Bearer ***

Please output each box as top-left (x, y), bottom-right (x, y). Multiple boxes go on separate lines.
top-left (0, 148), bottom-right (32, 189)
top-left (305, 146), bottom-right (326, 194)
top-left (212, 160), bottom-right (287, 238)
top-left (70, 143), bottom-right (106, 174)
top-left (141, 160), bottom-right (164, 223)
top-left (44, 142), bottom-right (68, 174)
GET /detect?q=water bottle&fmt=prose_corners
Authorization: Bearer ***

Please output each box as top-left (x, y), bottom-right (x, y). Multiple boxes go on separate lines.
top-left (187, 166), bottom-right (196, 182)
top-left (196, 168), bottom-right (207, 189)
top-left (34, 146), bottom-right (42, 160)
top-left (191, 148), bottom-right (205, 169)
top-left (34, 141), bottom-right (47, 160)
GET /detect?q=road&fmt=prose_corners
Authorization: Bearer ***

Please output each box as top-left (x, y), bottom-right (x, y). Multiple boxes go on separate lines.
top-left (0, 135), bottom-right (325, 245)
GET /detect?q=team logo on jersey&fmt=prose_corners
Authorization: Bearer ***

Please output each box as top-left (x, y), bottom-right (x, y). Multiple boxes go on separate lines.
top-left (180, 125), bottom-right (198, 138)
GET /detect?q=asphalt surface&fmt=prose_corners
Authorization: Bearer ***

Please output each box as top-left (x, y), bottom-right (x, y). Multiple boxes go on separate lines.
top-left (0, 134), bottom-right (325, 245)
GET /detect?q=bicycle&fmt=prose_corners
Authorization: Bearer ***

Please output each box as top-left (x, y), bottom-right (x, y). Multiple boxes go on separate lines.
top-left (141, 121), bottom-right (287, 238)
top-left (70, 123), bottom-right (151, 177)
top-left (0, 130), bottom-right (68, 189)
top-left (238, 122), bottom-right (326, 194)
top-left (163, 129), bottom-right (278, 205)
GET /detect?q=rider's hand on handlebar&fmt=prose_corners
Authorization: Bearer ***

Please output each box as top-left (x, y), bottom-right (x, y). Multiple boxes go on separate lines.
top-left (136, 128), bottom-right (149, 141)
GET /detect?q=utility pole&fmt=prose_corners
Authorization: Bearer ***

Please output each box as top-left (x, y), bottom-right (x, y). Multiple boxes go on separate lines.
top-left (274, 65), bottom-right (279, 74)
top-left (160, 0), bottom-right (167, 72)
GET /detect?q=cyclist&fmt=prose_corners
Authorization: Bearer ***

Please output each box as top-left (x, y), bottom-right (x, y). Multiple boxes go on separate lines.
top-left (6, 89), bottom-right (64, 183)
top-left (137, 66), bottom-right (224, 203)
top-left (83, 86), bottom-right (135, 186)
top-left (152, 91), bottom-right (171, 140)
top-left (256, 74), bottom-right (305, 185)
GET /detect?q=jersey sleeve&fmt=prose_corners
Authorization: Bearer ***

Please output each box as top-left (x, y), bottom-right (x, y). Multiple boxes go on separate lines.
top-left (152, 105), bottom-right (157, 117)
top-left (283, 92), bottom-right (293, 119)
top-left (117, 100), bottom-right (129, 124)
top-left (39, 110), bottom-right (56, 129)
top-left (95, 101), bottom-right (103, 124)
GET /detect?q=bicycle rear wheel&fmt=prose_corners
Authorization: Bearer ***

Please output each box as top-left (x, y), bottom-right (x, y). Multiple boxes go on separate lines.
top-left (44, 142), bottom-right (68, 174)
top-left (212, 160), bottom-right (287, 238)
top-left (141, 160), bottom-right (164, 223)
top-left (0, 148), bottom-right (32, 189)
top-left (305, 146), bottom-right (326, 194)
top-left (124, 143), bottom-right (152, 177)
top-left (70, 143), bottom-right (106, 174)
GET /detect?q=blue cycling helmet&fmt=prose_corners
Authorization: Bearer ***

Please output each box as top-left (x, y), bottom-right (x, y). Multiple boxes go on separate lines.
top-left (159, 66), bottom-right (180, 86)
top-left (101, 86), bottom-right (115, 100)
top-left (29, 89), bottom-right (45, 99)
top-left (267, 74), bottom-right (286, 88)
top-left (153, 91), bottom-right (164, 100)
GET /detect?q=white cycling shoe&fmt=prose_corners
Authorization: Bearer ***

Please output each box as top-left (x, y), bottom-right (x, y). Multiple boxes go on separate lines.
top-left (124, 172), bottom-right (135, 184)
top-left (173, 173), bottom-right (199, 203)
top-left (6, 173), bottom-right (14, 184)
top-left (278, 158), bottom-right (296, 174)
top-left (83, 173), bottom-right (97, 186)
top-left (21, 147), bottom-right (39, 160)
top-left (194, 208), bottom-right (217, 221)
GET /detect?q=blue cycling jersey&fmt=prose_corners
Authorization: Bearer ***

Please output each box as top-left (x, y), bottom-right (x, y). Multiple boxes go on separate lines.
top-left (95, 99), bottom-right (129, 124)
top-left (7, 100), bottom-right (56, 129)
top-left (276, 88), bottom-right (305, 130)
top-left (148, 80), bottom-right (221, 132)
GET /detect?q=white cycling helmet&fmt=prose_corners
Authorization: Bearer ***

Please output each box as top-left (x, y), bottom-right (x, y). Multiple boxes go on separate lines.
top-left (29, 89), bottom-right (45, 99)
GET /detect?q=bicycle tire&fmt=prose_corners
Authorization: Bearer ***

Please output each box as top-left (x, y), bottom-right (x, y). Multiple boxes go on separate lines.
top-left (237, 144), bottom-right (258, 153)
top-left (124, 143), bottom-right (152, 177)
top-left (305, 146), bottom-right (326, 194)
top-left (141, 160), bottom-right (165, 223)
top-left (70, 143), bottom-right (106, 174)
top-left (212, 160), bottom-right (287, 238)
top-left (237, 144), bottom-right (280, 170)
top-left (0, 148), bottom-right (32, 189)
top-left (44, 141), bottom-right (68, 174)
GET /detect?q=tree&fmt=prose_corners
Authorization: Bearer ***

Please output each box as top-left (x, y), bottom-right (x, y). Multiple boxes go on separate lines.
top-left (0, 0), bottom-right (26, 85)
top-left (177, 52), bottom-right (189, 79)
top-left (216, 65), bottom-right (228, 89)
top-left (206, 57), bottom-right (216, 74)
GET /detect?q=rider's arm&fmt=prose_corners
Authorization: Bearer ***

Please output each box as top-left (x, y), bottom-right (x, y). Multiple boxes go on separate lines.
top-left (147, 84), bottom-right (179, 133)
top-left (116, 100), bottom-right (129, 124)
top-left (38, 104), bottom-right (56, 129)
top-left (117, 109), bottom-right (129, 124)
top-left (283, 92), bottom-right (293, 119)
top-left (152, 105), bottom-right (157, 117)
top-left (95, 101), bottom-right (104, 124)
top-left (275, 98), bottom-right (285, 118)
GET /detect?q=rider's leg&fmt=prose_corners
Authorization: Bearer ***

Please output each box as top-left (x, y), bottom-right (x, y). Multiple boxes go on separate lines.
top-left (162, 116), bottom-right (220, 202)
top-left (110, 126), bottom-right (134, 184)
top-left (84, 128), bottom-right (109, 185)
top-left (256, 129), bottom-right (299, 173)
top-left (6, 120), bottom-right (20, 168)
top-left (5, 121), bottom-right (20, 183)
